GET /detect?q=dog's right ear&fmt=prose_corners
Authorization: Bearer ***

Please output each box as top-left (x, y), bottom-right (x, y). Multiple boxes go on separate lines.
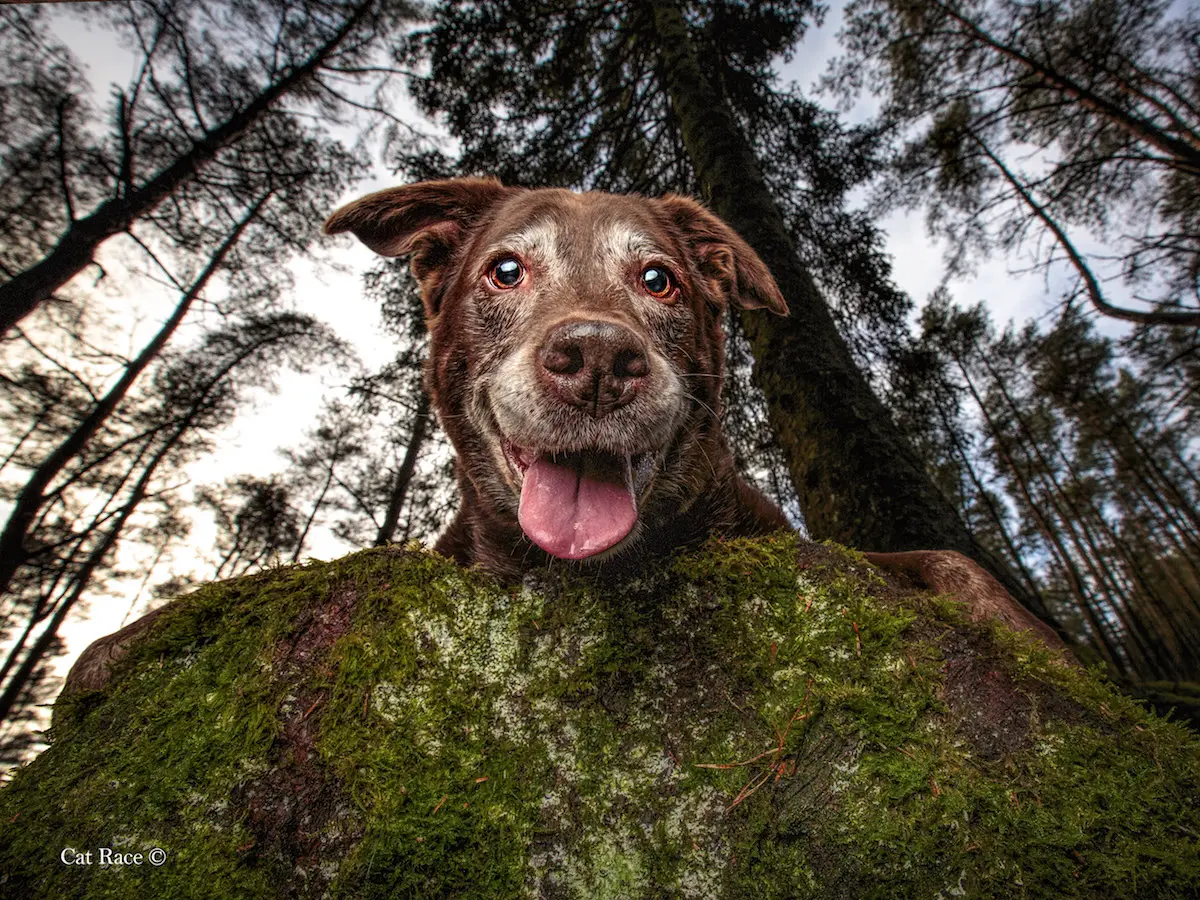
top-left (324, 177), bottom-right (513, 314)
top-left (656, 195), bottom-right (789, 316)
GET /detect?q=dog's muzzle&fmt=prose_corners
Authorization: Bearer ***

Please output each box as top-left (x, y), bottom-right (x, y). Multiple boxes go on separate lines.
top-left (494, 317), bottom-right (665, 559)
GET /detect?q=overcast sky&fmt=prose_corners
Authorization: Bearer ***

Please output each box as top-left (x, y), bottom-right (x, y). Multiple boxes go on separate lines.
top-left (34, 1), bottom-right (1089, 679)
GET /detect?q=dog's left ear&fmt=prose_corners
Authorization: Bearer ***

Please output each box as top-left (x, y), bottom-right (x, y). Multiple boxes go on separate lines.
top-left (657, 195), bottom-right (789, 316)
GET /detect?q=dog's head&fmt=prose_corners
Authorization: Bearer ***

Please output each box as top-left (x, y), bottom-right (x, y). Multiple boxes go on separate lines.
top-left (326, 178), bottom-right (787, 561)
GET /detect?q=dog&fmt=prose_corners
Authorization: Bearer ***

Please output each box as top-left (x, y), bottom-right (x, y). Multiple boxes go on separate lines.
top-left (62, 179), bottom-right (1065, 696)
top-left (324, 177), bottom-right (792, 580)
top-left (321, 178), bottom-right (1064, 651)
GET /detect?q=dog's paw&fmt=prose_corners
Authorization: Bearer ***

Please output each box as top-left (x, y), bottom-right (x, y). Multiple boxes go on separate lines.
top-left (63, 605), bottom-right (170, 695)
top-left (863, 550), bottom-right (1068, 653)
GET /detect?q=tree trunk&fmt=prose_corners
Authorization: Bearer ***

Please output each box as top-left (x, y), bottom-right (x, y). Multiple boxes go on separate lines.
top-left (374, 389), bottom-right (431, 547)
top-left (647, 0), bottom-right (1058, 629)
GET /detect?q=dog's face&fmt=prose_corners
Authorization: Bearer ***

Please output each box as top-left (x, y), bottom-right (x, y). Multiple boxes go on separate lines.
top-left (326, 178), bottom-right (787, 562)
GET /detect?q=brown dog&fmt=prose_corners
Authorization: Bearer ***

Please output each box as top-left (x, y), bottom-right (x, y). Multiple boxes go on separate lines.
top-left (325, 178), bottom-right (791, 580)
top-left (62, 180), bottom-right (1065, 696)
top-left (322, 178), bottom-right (1065, 650)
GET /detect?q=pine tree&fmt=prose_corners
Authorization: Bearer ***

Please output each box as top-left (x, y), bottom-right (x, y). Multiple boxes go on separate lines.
top-left (836, 0), bottom-right (1200, 328)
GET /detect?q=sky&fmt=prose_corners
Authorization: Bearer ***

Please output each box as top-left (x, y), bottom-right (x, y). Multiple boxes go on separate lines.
top-left (22, 1), bottom-right (1092, 689)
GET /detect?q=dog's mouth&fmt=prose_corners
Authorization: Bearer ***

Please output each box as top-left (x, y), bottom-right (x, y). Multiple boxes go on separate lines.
top-left (502, 441), bottom-right (656, 560)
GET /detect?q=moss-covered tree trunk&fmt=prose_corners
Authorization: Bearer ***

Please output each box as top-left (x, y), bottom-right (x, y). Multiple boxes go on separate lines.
top-left (645, 2), bottom-right (1054, 629)
top-left (1, 536), bottom-right (1197, 898)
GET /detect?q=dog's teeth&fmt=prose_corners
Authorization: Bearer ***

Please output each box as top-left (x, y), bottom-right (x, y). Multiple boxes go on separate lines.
top-left (504, 440), bottom-right (540, 475)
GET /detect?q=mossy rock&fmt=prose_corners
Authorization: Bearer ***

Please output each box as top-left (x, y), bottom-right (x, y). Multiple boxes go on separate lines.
top-left (1, 535), bottom-right (1198, 899)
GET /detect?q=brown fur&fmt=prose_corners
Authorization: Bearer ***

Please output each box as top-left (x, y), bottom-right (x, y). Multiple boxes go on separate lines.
top-left (864, 550), bottom-right (1069, 652)
top-left (325, 178), bottom-right (790, 580)
top-left (62, 606), bottom-right (170, 694)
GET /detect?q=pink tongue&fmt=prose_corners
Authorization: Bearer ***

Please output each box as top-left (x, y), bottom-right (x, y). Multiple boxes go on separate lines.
top-left (518, 454), bottom-right (637, 559)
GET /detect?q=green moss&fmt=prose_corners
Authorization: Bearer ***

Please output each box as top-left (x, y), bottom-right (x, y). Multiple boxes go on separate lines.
top-left (1, 536), bottom-right (1198, 899)
top-left (0, 564), bottom-right (322, 899)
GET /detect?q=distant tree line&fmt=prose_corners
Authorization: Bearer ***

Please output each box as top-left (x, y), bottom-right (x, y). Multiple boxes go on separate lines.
top-left (892, 296), bottom-right (1200, 686)
top-left (838, 0), bottom-right (1200, 693)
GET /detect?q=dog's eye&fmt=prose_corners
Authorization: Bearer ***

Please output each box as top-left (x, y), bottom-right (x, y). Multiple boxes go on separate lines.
top-left (641, 266), bottom-right (673, 297)
top-left (488, 257), bottom-right (525, 288)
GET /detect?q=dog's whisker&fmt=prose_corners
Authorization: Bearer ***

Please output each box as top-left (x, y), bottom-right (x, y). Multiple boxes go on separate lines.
top-left (689, 395), bottom-right (721, 422)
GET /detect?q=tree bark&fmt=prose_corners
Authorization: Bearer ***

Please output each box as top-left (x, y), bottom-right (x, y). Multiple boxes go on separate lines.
top-left (374, 388), bottom-right (431, 547)
top-left (647, 0), bottom-right (1059, 629)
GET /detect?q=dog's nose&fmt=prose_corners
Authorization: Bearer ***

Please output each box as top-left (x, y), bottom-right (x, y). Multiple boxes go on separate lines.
top-left (538, 320), bottom-right (649, 416)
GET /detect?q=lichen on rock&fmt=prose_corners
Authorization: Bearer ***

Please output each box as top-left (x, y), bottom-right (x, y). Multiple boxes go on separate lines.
top-left (1, 534), bottom-right (1198, 899)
